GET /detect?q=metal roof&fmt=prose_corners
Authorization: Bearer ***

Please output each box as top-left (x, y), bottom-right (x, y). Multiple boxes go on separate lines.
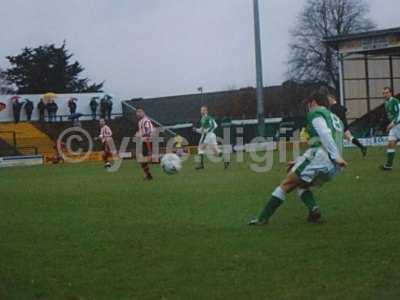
top-left (324, 27), bottom-right (400, 48)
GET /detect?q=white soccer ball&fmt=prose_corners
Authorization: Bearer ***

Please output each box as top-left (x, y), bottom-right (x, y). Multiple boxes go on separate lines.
top-left (161, 153), bottom-right (182, 175)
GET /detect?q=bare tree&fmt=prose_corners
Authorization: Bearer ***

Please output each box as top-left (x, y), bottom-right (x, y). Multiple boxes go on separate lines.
top-left (288, 0), bottom-right (376, 92)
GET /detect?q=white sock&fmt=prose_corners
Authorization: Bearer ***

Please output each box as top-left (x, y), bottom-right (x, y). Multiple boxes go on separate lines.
top-left (272, 186), bottom-right (286, 201)
top-left (297, 188), bottom-right (308, 198)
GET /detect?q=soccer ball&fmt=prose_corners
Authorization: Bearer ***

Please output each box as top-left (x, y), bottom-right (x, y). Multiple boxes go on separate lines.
top-left (161, 153), bottom-right (182, 175)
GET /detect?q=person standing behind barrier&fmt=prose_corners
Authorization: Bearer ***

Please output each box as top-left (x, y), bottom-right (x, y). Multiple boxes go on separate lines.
top-left (106, 95), bottom-right (113, 120)
top-left (53, 100), bottom-right (59, 122)
top-left (24, 99), bottom-right (34, 121)
top-left (47, 100), bottom-right (58, 122)
top-left (37, 98), bottom-right (46, 122)
top-left (11, 96), bottom-right (22, 124)
top-left (100, 96), bottom-right (107, 119)
top-left (68, 97), bottom-right (77, 115)
top-left (90, 97), bottom-right (99, 120)
top-left (45, 101), bottom-right (51, 122)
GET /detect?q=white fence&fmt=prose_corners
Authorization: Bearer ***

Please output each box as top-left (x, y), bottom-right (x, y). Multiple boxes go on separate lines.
top-left (344, 136), bottom-right (389, 148)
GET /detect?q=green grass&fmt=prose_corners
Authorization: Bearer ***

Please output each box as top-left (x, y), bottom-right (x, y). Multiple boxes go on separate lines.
top-left (0, 148), bottom-right (399, 300)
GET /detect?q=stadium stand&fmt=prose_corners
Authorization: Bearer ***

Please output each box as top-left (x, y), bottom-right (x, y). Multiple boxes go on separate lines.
top-left (0, 117), bottom-right (138, 161)
top-left (0, 137), bottom-right (19, 156)
top-left (0, 122), bottom-right (54, 156)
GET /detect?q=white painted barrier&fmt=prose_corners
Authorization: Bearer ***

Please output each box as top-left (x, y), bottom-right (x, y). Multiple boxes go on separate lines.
top-left (344, 136), bottom-right (389, 147)
top-left (0, 155), bottom-right (43, 168)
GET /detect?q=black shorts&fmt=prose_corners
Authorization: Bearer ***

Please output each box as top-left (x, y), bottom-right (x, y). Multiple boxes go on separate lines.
top-left (142, 141), bottom-right (152, 157)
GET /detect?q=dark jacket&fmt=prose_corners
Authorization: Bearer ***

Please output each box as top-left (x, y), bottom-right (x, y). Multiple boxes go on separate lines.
top-left (37, 100), bottom-right (46, 112)
top-left (68, 100), bottom-right (77, 114)
top-left (90, 98), bottom-right (99, 111)
top-left (24, 100), bottom-right (34, 120)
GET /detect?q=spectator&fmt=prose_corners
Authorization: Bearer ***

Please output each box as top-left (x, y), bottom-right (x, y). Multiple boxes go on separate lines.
top-left (11, 96), bottom-right (23, 123)
top-left (106, 95), bottom-right (113, 120)
top-left (37, 98), bottom-right (46, 122)
top-left (90, 97), bottom-right (99, 120)
top-left (68, 97), bottom-right (77, 114)
top-left (45, 101), bottom-right (52, 122)
top-left (100, 96), bottom-right (107, 119)
top-left (47, 100), bottom-right (58, 122)
top-left (24, 99), bottom-right (34, 121)
top-left (52, 100), bottom-right (59, 122)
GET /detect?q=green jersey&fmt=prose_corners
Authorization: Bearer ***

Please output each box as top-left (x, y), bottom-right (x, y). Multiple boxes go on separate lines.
top-left (200, 115), bottom-right (217, 133)
top-left (306, 106), bottom-right (344, 158)
top-left (384, 97), bottom-right (400, 125)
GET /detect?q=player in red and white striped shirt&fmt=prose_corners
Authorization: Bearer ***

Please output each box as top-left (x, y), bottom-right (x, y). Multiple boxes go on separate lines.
top-left (98, 118), bottom-right (113, 168)
top-left (136, 109), bottom-right (155, 180)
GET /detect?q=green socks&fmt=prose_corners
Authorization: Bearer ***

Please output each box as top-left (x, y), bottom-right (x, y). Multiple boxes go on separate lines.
top-left (258, 187), bottom-right (285, 222)
top-left (257, 188), bottom-right (320, 222)
top-left (298, 189), bottom-right (318, 213)
top-left (386, 150), bottom-right (396, 167)
top-left (199, 154), bottom-right (204, 167)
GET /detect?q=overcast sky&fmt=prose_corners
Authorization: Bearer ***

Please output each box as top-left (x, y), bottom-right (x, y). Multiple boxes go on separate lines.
top-left (0, 0), bottom-right (399, 98)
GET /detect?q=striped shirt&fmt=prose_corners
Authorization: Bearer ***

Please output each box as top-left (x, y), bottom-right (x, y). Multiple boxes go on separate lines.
top-left (138, 116), bottom-right (154, 138)
top-left (100, 125), bottom-right (112, 143)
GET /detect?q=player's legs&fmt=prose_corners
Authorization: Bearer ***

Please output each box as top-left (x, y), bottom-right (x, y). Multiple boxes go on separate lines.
top-left (196, 133), bottom-right (207, 169)
top-left (249, 172), bottom-right (306, 225)
top-left (383, 140), bottom-right (397, 170)
top-left (140, 161), bottom-right (152, 179)
top-left (208, 143), bottom-right (229, 169)
top-left (102, 151), bottom-right (111, 167)
top-left (206, 132), bottom-right (229, 169)
top-left (296, 188), bottom-right (321, 223)
top-left (249, 148), bottom-right (338, 225)
top-left (140, 141), bottom-right (153, 180)
top-left (196, 143), bottom-right (206, 169)
top-left (210, 144), bottom-right (220, 156)
top-left (102, 142), bottom-right (112, 167)
top-left (382, 126), bottom-right (400, 170)
top-left (345, 130), bottom-right (367, 156)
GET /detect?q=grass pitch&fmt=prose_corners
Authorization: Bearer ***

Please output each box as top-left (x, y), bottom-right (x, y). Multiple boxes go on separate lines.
top-left (0, 148), bottom-right (399, 300)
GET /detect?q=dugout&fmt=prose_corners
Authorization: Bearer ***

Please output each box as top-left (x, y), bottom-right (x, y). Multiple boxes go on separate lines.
top-left (324, 27), bottom-right (400, 125)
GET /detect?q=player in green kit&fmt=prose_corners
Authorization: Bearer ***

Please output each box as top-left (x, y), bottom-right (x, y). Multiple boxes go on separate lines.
top-left (381, 87), bottom-right (400, 171)
top-left (193, 106), bottom-right (229, 170)
top-left (249, 92), bottom-right (348, 225)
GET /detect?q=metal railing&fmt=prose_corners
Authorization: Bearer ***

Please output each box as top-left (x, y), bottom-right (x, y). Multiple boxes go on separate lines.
top-left (40, 113), bottom-right (123, 123)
